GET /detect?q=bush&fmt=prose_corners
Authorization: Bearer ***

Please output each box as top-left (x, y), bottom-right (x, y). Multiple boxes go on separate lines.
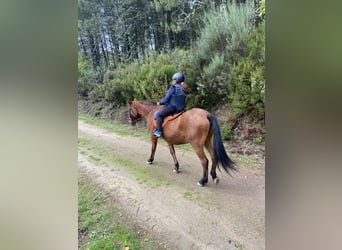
top-left (221, 125), bottom-right (232, 140)
top-left (198, 54), bottom-right (230, 107)
top-left (228, 21), bottom-right (265, 119)
top-left (194, 2), bottom-right (253, 65)
top-left (103, 70), bottom-right (115, 83)
top-left (78, 80), bottom-right (95, 98)
top-left (86, 49), bottom-right (190, 106)
top-left (78, 55), bottom-right (104, 98)
top-left (189, 1), bottom-right (254, 109)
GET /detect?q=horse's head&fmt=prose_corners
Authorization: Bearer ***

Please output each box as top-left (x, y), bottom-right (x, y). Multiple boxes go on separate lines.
top-left (128, 100), bottom-right (141, 126)
top-left (128, 100), bottom-right (159, 125)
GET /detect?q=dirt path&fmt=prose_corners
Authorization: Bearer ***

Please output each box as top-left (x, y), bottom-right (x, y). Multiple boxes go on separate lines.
top-left (78, 120), bottom-right (265, 250)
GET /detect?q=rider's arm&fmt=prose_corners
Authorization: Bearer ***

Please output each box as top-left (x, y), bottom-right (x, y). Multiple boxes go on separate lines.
top-left (158, 86), bottom-right (175, 105)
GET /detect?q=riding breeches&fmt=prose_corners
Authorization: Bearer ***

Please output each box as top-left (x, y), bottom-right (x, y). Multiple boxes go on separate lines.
top-left (154, 105), bottom-right (177, 131)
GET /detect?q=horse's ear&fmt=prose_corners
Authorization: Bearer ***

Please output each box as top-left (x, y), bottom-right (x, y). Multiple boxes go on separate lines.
top-left (128, 100), bottom-right (132, 105)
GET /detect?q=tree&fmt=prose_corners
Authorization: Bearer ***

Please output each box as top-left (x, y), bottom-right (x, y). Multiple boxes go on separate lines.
top-left (78, 0), bottom-right (213, 71)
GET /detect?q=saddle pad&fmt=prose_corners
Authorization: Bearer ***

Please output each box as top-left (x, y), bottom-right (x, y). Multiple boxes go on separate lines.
top-left (153, 111), bottom-right (184, 128)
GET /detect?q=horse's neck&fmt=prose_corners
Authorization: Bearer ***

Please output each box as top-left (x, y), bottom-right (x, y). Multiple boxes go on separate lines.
top-left (138, 103), bottom-right (156, 116)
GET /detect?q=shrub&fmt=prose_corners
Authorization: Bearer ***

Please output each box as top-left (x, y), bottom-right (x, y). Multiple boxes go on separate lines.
top-left (190, 1), bottom-right (254, 109)
top-left (194, 2), bottom-right (253, 65)
top-left (78, 55), bottom-right (104, 98)
top-left (228, 21), bottom-right (265, 119)
top-left (88, 49), bottom-right (190, 106)
top-left (221, 125), bottom-right (232, 140)
top-left (103, 70), bottom-right (115, 83)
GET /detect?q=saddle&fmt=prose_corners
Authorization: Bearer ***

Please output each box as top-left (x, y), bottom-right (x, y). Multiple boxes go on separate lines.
top-left (153, 111), bottom-right (184, 128)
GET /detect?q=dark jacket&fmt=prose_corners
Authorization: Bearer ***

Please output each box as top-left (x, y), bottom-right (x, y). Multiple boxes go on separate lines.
top-left (159, 84), bottom-right (187, 111)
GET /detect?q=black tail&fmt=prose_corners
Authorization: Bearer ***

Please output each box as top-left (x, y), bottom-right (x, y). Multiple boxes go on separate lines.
top-left (208, 114), bottom-right (237, 174)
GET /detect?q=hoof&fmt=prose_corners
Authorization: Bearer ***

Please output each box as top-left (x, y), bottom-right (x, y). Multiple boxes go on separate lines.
top-left (197, 178), bottom-right (207, 186)
top-left (173, 168), bottom-right (179, 173)
top-left (146, 159), bottom-right (153, 165)
top-left (214, 178), bottom-right (220, 185)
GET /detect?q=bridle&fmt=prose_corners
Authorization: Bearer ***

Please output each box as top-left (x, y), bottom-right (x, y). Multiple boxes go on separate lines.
top-left (129, 105), bottom-right (156, 124)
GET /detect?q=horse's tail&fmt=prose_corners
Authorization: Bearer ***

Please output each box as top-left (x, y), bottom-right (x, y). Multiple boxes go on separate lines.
top-left (208, 113), bottom-right (237, 174)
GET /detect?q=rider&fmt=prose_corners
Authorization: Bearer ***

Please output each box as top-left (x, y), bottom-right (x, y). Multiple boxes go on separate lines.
top-left (153, 72), bottom-right (187, 137)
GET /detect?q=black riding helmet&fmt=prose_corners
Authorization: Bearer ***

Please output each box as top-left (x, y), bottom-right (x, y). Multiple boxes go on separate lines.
top-left (172, 72), bottom-right (184, 83)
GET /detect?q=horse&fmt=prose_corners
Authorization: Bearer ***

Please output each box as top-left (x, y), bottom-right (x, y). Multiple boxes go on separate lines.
top-left (128, 100), bottom-right (237, 186)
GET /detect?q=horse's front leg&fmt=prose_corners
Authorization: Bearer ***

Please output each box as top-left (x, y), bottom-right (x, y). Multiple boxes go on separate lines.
top-left (168, 144), bottom-right (179, 173)
top-left (147, 136), bottom-right (158, 164)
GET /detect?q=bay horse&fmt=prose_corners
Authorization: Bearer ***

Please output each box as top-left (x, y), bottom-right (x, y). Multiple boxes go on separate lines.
top-left (128, 100), bottom-right (237, 186)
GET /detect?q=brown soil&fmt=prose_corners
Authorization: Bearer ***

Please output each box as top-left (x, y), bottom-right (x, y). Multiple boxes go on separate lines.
top-left (78, 120), bottom-right (265, 250)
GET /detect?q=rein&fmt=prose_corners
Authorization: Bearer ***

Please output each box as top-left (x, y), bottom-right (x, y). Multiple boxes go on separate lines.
top-left (141, 106), bottom-right (156, 118)
top-left (130, 104), bottom-right (157, 123)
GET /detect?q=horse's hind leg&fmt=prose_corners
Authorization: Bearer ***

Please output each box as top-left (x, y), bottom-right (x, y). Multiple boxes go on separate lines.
top-left (205, 135), bottom-right (219, 185)
top-left (168, 144), bottom-right (179, 173)
top-left (192, 142), bottom-right (209, 186)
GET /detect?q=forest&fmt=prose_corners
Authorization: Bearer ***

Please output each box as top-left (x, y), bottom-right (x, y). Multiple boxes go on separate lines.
top-left (78, 0), bottom-right (265, 142)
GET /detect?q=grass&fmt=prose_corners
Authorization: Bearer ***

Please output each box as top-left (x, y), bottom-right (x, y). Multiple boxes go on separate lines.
top-left (79, 113), bottom-right (143, 137)
top-left (183, 191), bottom-right (192, 199)
top-left (233, 154), bottom-right (264, 169)
top-left (78, 137), bottom-right (171, 188)
top-left (78, 174), bottom-right (161, 250)
top-left (78, 138), bottom-right (135, 169)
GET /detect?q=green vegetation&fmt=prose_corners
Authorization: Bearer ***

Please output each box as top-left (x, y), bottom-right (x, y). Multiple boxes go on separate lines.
top-left (79, 50), bottom-right (190, 107)
top-left (79, 174), bottom-right (161, 249)
top-left (78, 1), bottom-right (265, 143)
top-left (190, 2), bottom-right (254, 108)
top-left (183, 191), bottom-right (192, 199)
top-left (79, 113), bottom-right (133, 136)
top-left (221, 125), bottom-right (232, 141)
top-left (79, 137), bottom-right (133, 168)
top-left (78, 136), bottom-right (171, 187)
top-left (229, 21), bottom-right (265, 118)
top-left (233, 154), bottom-right (263, 170)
